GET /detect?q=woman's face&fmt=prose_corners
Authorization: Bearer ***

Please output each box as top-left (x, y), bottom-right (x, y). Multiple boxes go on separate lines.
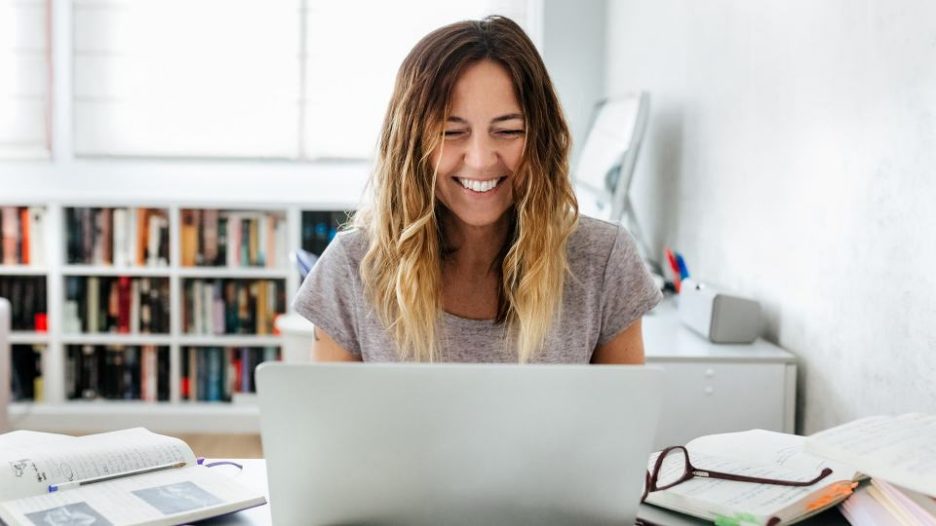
top-left (431, 59), bottom-right (525, 229)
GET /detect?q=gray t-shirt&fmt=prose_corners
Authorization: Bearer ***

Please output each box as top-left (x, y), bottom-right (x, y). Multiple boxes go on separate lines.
top-left (292, 215), bottom-right (662, 363)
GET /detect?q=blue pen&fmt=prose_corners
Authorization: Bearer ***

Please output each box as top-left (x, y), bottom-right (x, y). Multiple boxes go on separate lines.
top-left (675, 252), bottom-right (690, 280)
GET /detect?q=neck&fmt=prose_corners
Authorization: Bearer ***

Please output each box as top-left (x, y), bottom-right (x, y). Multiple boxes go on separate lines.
top-left (440, 209), bottom-right (512, 276)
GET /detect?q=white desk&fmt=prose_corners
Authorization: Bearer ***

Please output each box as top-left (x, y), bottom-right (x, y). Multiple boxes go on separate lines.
top-left (205, 459), bottom-right (846, 525)
top-left (204, 459), bottom-right (710, 525)
top-left (643, 299), bottom-right (797, 448)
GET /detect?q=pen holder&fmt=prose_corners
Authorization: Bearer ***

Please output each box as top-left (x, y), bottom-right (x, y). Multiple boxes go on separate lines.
top-left (678, 279), bottom-right (761, 344)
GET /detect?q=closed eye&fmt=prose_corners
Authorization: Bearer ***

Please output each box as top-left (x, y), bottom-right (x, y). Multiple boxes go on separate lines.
top-left (444, 130), bottom-right (468, 138)
top-left (495, 129), bottom-right (525, 137)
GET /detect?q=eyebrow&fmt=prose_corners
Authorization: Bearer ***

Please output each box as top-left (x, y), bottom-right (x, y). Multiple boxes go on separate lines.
top-left (446, 113), bottom-right (525, 125)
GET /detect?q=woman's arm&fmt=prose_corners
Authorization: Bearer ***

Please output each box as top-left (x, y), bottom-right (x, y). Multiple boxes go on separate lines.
top-left (590, 318), bottom-right (645, 364)
top-left (311, 326), bottom-right (363, 362)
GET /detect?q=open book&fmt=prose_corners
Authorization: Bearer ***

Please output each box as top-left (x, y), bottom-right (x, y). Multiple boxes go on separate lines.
top-left (805, 413), bottom-right (936, 498)
top-left (0, 427), bottom-right (266, 526)
top-left (642, 429), bottom-right (862, 526)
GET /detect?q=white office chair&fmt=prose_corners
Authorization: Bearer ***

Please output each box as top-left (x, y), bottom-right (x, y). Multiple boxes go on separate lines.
top-left (573, 92), bottom-right (652, 261)
top-left (0, 297), bottom-right (11, 433)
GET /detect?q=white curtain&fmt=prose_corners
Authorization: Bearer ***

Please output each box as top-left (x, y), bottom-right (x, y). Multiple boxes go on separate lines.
top-left (0, 0), bottom-right (49, 159)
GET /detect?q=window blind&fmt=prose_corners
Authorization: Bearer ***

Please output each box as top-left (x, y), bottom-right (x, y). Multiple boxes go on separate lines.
top-left (72, 0), bottom-right (532, 160)
top-left (0, 0), bottom-right (50, 159)
top-left (302, 1), bottom-right (530, 159)
top-left (73, 0), bottom-right (302, 158)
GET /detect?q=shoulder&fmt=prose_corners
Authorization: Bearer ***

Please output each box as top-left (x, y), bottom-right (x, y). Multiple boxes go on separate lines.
top-left (321, 228), bottom-right (368, 265)
top-left (566, 215), bottom-right (625, 263)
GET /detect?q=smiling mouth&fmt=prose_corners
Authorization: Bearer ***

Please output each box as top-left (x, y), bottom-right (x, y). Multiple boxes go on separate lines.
top-left (455, 176), bottom-right (508, 193)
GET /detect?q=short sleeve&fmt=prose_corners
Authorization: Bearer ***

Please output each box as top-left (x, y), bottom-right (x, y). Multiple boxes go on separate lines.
top-left (597, 225), bottom-right (663, 346)
top-left (291, 235), bottom-right (362, 356)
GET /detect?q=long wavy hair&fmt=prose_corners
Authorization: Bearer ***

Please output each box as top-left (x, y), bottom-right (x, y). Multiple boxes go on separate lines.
top-left (355, 15), bottom-right (578, 362)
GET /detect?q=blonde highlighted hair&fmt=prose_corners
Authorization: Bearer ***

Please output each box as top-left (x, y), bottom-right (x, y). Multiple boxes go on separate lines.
top-left (355, 15), bottom-right (578, 362)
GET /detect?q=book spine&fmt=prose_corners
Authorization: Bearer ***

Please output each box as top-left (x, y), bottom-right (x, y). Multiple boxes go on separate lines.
top-left (189, 347), bottom-right (199, 402)
top-left (87, 276), bottom-right (99, 332)
top-left (19, 207), bottom-right (30, 265)
top-left (135, 208), bottom-right (147, 266)
top-left (2, 207), bottom-right (19, 265)
top-left (181, 209), bottom-right (196, 267)
top-left (157, 347), bottom-right (169, 401)
top-left (112, 208), bottom-right (126, 267)
top-left (241, 217), bottom-right (250, 267)
top-left (28, 207), bottom-right (45, 266)
top-left (117, 276), bottom-right (131, 333)
top-left (181, 347), bottom-right (190, 401)
top-left (147, 213), bottom-right (161, 267)
top-left (204, 209), bottom-right (219, 265)
top-left (126, 207), bottom-right (136, 267)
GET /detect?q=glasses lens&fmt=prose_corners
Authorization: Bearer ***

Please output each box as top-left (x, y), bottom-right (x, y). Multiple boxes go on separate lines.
top-left (655, 448), bottom-right (689, 488)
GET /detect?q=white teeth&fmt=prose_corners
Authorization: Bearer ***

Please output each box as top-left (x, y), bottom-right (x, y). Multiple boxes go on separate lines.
top-left (458, 177), bottom-right (501, 193)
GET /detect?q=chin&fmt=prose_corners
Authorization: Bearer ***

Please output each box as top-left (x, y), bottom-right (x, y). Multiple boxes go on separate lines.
top-left (441, 204), bottom-right (514, 229)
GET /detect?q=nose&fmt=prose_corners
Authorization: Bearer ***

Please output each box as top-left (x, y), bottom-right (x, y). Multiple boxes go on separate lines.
top-left (463, 134), bottom-right (498, 171)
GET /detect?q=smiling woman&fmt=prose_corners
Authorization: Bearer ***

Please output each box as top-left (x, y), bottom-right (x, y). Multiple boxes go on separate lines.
top-left (292, 15), bottom-right (662, 364)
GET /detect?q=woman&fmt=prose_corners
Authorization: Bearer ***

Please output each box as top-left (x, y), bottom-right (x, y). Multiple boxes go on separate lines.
top-left (294, 16), bottom-right (661, 364)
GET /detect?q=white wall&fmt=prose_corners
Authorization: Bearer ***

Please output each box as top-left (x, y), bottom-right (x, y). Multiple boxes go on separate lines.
top-left (542, 0), bottom-right (607, 166)
top-left (606, 0), bottom-right (936, 433)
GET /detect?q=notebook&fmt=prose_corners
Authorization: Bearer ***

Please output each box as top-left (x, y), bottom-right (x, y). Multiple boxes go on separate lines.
top-left (642, 429), bottom-right (862, 525)
top-left (0, 427), bottom-right (265, 526)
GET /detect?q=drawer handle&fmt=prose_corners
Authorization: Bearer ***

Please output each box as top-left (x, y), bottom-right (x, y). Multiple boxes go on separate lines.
top-left (705, 368), bottom-right (715, 378)
top-left (704, 386), bottom-right (715, 395)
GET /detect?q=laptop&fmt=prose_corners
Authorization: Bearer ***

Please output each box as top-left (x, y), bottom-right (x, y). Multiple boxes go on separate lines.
top-left (256, 363), bottom-right (662, 526)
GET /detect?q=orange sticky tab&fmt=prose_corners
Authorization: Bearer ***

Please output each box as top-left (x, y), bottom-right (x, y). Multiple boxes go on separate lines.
top-left (805, 482), bottom-right (857, 511)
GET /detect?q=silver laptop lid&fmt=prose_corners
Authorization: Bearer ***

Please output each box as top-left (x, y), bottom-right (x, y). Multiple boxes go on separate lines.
top-left (257, 363), bottom-right (662, 526)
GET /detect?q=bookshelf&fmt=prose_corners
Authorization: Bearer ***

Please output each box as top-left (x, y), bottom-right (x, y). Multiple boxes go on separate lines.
top-left (2, 201), bottom-right (349, 433)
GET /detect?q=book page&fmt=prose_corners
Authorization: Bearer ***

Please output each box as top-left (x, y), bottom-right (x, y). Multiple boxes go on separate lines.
top-left (644, 449), bottom-right (855, 524)
top-left (840, 484), bottom-right (906, 526)
top-left (804, 413), bottom-right (936, 496)
top-left (0, 428), bottom-right (196, 501)
top-left (0, 466), bottom-right (265, 526)
top-left (687, 429), bottom-right (860, 481)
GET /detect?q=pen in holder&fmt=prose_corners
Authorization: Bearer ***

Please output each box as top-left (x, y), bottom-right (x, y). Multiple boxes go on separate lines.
top-left (677, 279), bottom-right (762, 344)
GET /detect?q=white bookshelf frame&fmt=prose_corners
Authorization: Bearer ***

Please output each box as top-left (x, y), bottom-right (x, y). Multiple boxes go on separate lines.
top-left (2, 200), bottom-right (343, 433)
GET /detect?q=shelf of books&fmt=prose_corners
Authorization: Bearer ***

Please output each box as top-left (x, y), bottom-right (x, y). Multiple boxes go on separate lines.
top-left (4, 202), bottom-right (349, 433)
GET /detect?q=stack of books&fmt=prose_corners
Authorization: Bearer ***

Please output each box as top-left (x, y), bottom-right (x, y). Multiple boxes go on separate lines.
top-left (641, 413), bottom-right (936, 525)
top-left (840, 479), bottom-right (936, 524)
top-left (0, 275), bottom-right (47, 331)
top-left (180, 346), bottom-right (279, 403)
top-left (805, 414), bottom-right (936, 525)
top-left (181, 278), bottom-right (285, 335)
top-left (65, 345), bottom-right (170, 402)
top-left (65, 207), bottom-right (169, 267)
top-left (640, 429), bottom-right (862, 525)
top-left (181, 209), bottom-right (286, 268)
top-left (0, 206), bottom-right (45, 265)
top-left (64, 276), bottom-right (170, 334)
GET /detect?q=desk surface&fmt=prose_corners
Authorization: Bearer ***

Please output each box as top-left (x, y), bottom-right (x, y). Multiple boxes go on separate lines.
top-left (643, 298), bottom-right (796, 363)
top-left (203, 459), bottom-right (848, 526)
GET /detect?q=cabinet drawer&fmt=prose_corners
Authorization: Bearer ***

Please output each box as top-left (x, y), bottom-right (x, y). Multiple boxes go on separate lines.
top-left (648, 361), bottom-right (789, 449)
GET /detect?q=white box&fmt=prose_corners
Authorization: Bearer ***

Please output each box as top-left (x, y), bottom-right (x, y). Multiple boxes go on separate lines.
top-left (678, 279), bottom-right (761, 343)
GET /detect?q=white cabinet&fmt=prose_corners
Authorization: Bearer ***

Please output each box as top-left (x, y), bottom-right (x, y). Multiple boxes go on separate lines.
top-left (644, 301), bottom-right (797, 449)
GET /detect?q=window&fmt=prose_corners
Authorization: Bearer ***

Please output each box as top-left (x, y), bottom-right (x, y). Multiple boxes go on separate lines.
top-left (72, 0), bottom-right (534, 160)
top-left (302, 1), bottom-right (531, 159)
top-left (0, 0), bottom-right (50, 159)
top-left (73, 0), bottom-right (301, 158)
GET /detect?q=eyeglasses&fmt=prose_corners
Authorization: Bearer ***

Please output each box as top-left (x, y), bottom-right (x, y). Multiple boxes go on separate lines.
top-left (641, 445), bottom-right (833, 503)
